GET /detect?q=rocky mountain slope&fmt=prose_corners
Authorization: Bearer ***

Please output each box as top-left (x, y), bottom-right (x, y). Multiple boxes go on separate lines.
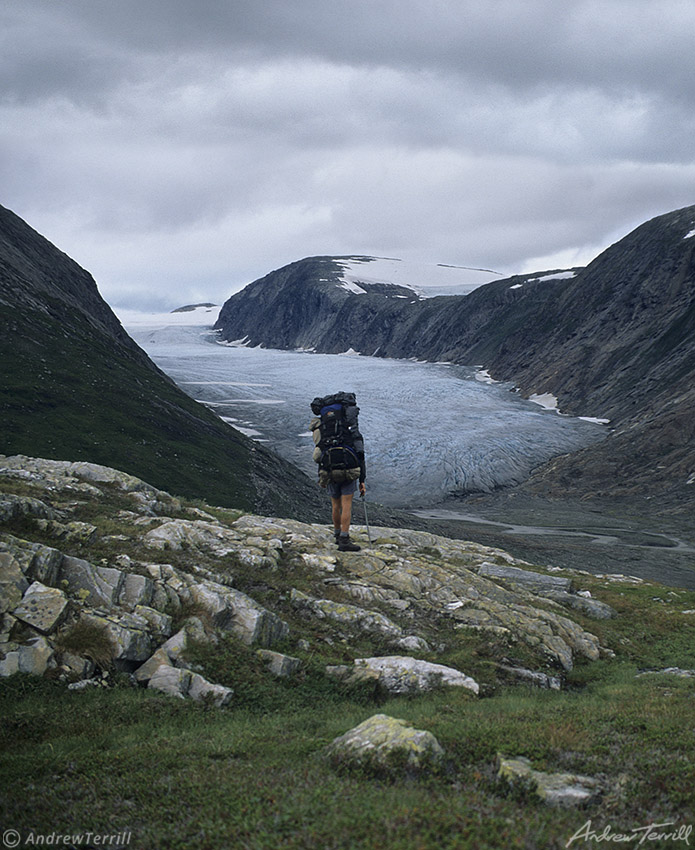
top-left (0, 203), bottom-right (323, 519)
top-left (215, 208), bottom-right (695, 509)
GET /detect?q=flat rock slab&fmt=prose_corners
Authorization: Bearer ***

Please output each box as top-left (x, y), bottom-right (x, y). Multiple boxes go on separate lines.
top-left (327, 714), bottom-right (444, 772)
top-left (12, 581), bottom-right (68, 634)
top-left (479, 563), bottom-right (572, 594)
top-left (497, 755), bottom-right (600, 806)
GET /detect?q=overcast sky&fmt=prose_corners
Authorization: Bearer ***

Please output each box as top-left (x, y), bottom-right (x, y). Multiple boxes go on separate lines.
top-left (3, 1), bottom-right (695, 310)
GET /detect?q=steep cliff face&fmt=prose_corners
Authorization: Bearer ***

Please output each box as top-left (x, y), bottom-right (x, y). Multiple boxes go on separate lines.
top-left (482, 207), bottom-right (695, 504)
top-left (215, 209), bottom-right (695, 506)
top-left (0, 203), bottom-right (323, 519)
top-left (485, 206), bottom-right (695, 420)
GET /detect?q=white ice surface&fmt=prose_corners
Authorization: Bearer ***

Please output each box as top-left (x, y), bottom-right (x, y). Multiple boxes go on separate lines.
top-left (113, 305), bottom-right (221, 326)
top-left (335, 257), bottom-right (503, 298)
top-left (121, 313), bottom-right (607, 509)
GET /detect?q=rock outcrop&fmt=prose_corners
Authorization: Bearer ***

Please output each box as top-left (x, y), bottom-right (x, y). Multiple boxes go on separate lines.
top-left (0, 455), bottom-right (616, 702)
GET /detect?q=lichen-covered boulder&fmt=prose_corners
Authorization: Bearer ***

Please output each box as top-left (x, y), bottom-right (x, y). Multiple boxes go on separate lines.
top-left (327, 714), bottom-right (444, 773)
top-left (3, 635), bottom-right (55, 676)
top-left (542, 590), bottom-right (617, 620)
top-left (256, 649), bottom-right (301, 678)
top-left (0, 536), bottom-right (63, 586)
top-left (478, 563), bottom-right (573, 594)
top-left (147, 664), bottom-right (192, 699)
top-left (80, 611), bottom-right (152, 664)
top-left (497, 755), bottom-right (601, 806)
top-left (118, 573), bottom-right (154, 609)
top-left (290, 589), bottom-right (402, 638)
top-left (353, 656), bottom-right (479, 695)
top-left (132, 620), bottom-right (206, 683)
top-left (12, 581), bottom-right (68, 634)
top-left (59, 557), bottom-right (124, 607)
top-left (188, 579), bottom-right (289, 647)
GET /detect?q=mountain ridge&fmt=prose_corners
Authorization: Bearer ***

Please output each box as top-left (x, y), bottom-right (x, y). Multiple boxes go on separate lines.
top-left (0, 203), bottom-right (324, 520)
top-left (214, 208), bottom-right (695, 509)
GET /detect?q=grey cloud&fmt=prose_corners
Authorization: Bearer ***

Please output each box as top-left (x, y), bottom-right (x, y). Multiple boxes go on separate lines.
top-left (3, 1), bottom-right (695, 310)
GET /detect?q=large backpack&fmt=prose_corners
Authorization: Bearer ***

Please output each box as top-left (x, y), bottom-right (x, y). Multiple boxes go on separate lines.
top-left (310, 392), bottom-right (362, 484)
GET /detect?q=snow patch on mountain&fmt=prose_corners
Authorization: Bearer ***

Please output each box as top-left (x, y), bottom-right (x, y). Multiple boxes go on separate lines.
top-left (334, 256), bottom-right (503, 298)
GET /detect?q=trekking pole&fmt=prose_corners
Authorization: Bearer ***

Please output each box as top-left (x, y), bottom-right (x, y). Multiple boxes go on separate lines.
top-left (361, 493), bottom-right (373, 546)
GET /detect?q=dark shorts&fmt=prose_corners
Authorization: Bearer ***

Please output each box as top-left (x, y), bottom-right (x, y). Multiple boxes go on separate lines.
top-left (327, 479), bottom-right (357, 499)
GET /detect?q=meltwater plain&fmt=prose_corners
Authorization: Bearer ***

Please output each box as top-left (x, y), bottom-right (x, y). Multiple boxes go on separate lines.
top-left (120, 309), bottom-right (606, 509)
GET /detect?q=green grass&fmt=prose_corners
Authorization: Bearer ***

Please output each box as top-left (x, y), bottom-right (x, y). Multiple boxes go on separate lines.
top-left (2, 603), bottom-right (694, 850)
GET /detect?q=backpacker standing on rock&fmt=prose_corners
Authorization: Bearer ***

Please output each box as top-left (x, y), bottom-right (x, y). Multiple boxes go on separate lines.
top-left (310, 391), bottom-right (366, 552)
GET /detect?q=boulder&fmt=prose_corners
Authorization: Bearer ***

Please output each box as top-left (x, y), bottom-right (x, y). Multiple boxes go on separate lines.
top-left (497, 754), bottom-right (600, 806)
top-left (353, 656), bottom-right (479, 695)
top-left (0, 537), bottom-right (63, 586)
top-left (256, 649), bottom-right (301, 678)
top-left (541, 590), bottom-right (617, 620)
top-left (59, 557), bottom-right (124, 607)
top-left (147, 664), bottom-right (192, 699)
top-left (0, 493), bottom-right (56, 522)
top-left (60, 651), bottom-right (96, 679)
top-left (0, 552), bottom-right (29, 613)
top-left (497, 664), bottom-right (562, 690)
top-left (327, 714), bottom-right (444, 773)
top-left (188, 672), bottom-right (234, 706)
top-left (133, 605), bottom-right (173, 637)
top-left (148, 663), bottom-right (233, 706)
top-left (394, 635), bottom-right (431, 652)
top-left (12, 581), bottom-right (68, 634)
top-left (189, 579), bottom-right (289, 647)
top-left (133, 619), bottom-right (207, 683)
top-left (81, 612), bottom-right (152, 664)
top-left (17, 635), bottom-right (54, 675)
top-left (118, 573), bottom-right (154, 609)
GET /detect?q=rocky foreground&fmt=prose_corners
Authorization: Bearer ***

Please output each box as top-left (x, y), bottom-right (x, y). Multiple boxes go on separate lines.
top-left (6, 454), bottom-right (695, 815)
top-left (0, 454), bottom-right (620, 693)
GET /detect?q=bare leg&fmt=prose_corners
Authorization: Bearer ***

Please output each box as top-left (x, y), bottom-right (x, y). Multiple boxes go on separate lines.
top-left (340, 493), bottom-right (354, 534)
top-left (331, 497), bottom-right (342, 532)
top-left (331, 493), bottom-right (355, 534)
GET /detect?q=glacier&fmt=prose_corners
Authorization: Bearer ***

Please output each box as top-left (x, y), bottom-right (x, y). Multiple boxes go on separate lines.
top-left (120, 311), bottom-right (607, 509)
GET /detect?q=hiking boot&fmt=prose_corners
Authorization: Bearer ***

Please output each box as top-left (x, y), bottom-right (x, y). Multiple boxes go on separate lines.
top-left (338, 534), bottom-right (361, 552)
top-left (333, 528), bottom-right (342, 543)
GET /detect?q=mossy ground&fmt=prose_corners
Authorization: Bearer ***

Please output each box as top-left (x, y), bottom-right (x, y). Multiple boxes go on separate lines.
top-left (2, 477), bottom-right (695, 848)
top-left (2, 582), bottom-right (695, 849)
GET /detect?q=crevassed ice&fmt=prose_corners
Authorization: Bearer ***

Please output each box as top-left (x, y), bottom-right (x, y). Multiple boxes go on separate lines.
top-left (123, 319), bottom-right (606, 509)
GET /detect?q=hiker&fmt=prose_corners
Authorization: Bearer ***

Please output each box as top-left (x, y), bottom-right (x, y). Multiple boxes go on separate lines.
top-left (310, 392), bottom-right (366, 552)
